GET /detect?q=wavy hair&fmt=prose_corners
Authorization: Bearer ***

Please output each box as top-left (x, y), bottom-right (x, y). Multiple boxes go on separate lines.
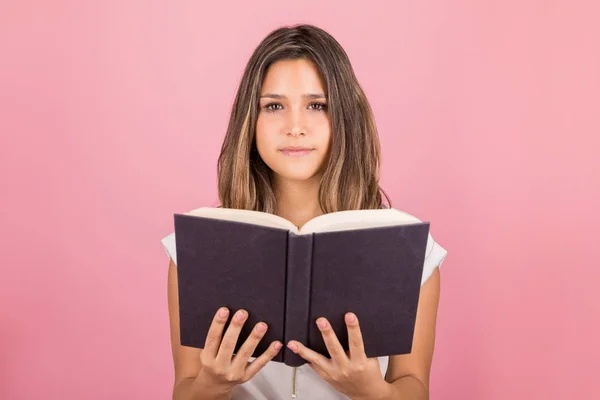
top-left (217, 24), bottom-right (391, 213)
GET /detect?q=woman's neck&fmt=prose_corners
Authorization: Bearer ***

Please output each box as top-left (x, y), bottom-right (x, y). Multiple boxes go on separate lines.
top-left (273, 177), bottom-right (323, 229)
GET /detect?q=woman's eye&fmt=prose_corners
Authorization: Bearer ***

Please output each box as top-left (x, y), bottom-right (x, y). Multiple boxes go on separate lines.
top-left (309, 102), bottom-right (327, 111)
top-left (265, 103), bottom-right (283, 112)
top-left (263, 102), bottom-right (327, 112)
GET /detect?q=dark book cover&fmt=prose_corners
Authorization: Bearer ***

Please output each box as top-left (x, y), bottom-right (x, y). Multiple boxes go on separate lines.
top-left (174, 212), bottom-right (429, 367)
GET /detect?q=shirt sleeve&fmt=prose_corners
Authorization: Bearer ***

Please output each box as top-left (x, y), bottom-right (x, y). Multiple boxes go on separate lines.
top-left (161, 232), bottom-right (177, 265)
top-left (421, 232), bottom-right (448, 286)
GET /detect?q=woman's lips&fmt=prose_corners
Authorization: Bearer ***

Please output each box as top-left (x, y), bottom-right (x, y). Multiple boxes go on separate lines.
top-left (279, 147), bottom-right (314, 157)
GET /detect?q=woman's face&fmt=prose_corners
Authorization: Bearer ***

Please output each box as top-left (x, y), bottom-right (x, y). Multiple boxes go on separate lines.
top-left (255, 58), bottom-right (332, 183)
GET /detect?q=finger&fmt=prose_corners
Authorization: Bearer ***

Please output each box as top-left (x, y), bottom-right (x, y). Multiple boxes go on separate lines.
top-left (345, 312), bottom-right (367, 361)
top-left (215, 309), bottom-right (248, 364)
top-left (203, 307), bottom-right (230, 359)
top-left (244, 340), bottom-right (283, 380)
top-left (307, 361), bottom-right (326, 377)
top-left (231, 321), bottom-right (269, 369)
top-left (287, 340), bottom-right (330, 370)
top-left (316, 318), bottom-right (348, 366)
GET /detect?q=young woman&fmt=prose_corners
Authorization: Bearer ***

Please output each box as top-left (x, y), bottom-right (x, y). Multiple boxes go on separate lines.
top-left (162, 24), bottom-right (448, 400)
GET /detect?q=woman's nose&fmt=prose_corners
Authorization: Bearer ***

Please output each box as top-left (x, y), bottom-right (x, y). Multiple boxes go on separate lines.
top-left (286, 107), bottom-right (306, 136)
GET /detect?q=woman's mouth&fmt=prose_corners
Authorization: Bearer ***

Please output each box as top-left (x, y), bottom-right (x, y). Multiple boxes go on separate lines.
top-left (279, 147), bottom-right (314, 157)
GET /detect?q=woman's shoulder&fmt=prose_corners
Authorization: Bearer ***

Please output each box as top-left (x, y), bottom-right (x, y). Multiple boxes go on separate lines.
top-left (160, 203), bottom-right (222, 264)
top-left (379, 203), bottom-right (448, 285)
top-left (160, 231), bottom-right (177, 264)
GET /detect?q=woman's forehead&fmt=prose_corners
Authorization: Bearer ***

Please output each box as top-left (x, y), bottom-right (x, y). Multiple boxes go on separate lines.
top-left (261, 59), bottom-right (326, 94)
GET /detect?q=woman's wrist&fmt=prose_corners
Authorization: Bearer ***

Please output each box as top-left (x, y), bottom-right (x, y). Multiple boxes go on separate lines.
top-left (351, 380), bottom-right (394, 400)
top-left (192, 373), bottom-right (234, 400)
top-left (173, 375), bottom-right (233, 400)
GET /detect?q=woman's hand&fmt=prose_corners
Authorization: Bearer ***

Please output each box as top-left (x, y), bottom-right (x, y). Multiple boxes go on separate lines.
top-left (194, 307), bottom-right (283, 397)
top-left (287, 312), bottom-right (392, 400)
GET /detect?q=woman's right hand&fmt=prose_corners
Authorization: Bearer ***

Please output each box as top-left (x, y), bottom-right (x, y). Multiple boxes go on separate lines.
top-left (194, 307), bottom-right (283, 396)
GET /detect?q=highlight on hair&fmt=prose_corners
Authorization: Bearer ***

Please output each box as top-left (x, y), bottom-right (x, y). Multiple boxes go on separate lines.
top-left (217, 23), bottom-right (392, 213)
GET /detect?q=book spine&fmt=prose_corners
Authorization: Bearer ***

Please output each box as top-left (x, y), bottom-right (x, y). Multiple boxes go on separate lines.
top-left (283, 233), bottom-right (314, 367)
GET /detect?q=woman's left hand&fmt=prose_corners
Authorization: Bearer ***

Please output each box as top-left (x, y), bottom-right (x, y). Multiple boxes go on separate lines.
top-left (287, 312), bottom-right (392, 400)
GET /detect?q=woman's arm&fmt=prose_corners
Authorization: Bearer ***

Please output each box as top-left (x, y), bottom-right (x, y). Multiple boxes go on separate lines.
top-left (384, 266), bottom-right (441, 400)
top-left (168, 259), bottom-right (208, 399)
top-left (286, 266), bottom-right (442, 400)
top-left (168, 258), bottom-right (281, 400)
top-left (173, 377), bottom-right (231, 400)
top-left (168, 259), bottom-right (231, 400)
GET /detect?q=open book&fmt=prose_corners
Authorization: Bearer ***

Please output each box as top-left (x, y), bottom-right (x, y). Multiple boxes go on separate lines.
top-left (174, 207), bottom-right (430, 367)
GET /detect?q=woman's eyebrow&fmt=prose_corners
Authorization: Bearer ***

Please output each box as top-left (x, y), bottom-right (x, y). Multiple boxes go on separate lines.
top-left (260, 93), bottom-right (327, 99)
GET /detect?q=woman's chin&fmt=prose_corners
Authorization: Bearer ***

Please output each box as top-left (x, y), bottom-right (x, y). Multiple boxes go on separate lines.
top-left (273, 167), bottom-right (322, 183)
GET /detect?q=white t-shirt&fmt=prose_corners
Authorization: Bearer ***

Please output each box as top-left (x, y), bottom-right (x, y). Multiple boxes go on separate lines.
top-left (161, 209), bottom-right (448, 399)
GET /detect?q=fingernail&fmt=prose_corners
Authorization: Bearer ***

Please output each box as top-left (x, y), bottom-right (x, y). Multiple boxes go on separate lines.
top-left (345, 313), bottom-right (356, 323)
top-left (316, 318), bottom-right (328, 329)
top-left (274, 341), bottom-right (283, 350)
top-left (287, 342), bottom-right (298, 352)
top-left (235, 310), bottom-right (247, 321)
top-left (218, 308), bottom-right (229, 318)
top-left (256, 323), bottom-right (267, 333)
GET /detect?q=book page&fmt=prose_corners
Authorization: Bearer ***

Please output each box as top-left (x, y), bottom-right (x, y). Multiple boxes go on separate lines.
top-left (184, 207), bottom-right (298, 232)
top-left (299, 208), bottom-right (423, 234)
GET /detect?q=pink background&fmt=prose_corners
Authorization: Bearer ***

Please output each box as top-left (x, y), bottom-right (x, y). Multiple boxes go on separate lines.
top-left (1, 1), bottom-right (598, 399)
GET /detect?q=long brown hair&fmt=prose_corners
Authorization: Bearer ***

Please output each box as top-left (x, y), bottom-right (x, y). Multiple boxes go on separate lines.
top-left (217, 24), bottom-right (392, 213)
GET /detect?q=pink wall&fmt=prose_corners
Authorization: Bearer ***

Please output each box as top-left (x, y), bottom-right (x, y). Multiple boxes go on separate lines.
top-left (1, 1), bottom-right (598, 399)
